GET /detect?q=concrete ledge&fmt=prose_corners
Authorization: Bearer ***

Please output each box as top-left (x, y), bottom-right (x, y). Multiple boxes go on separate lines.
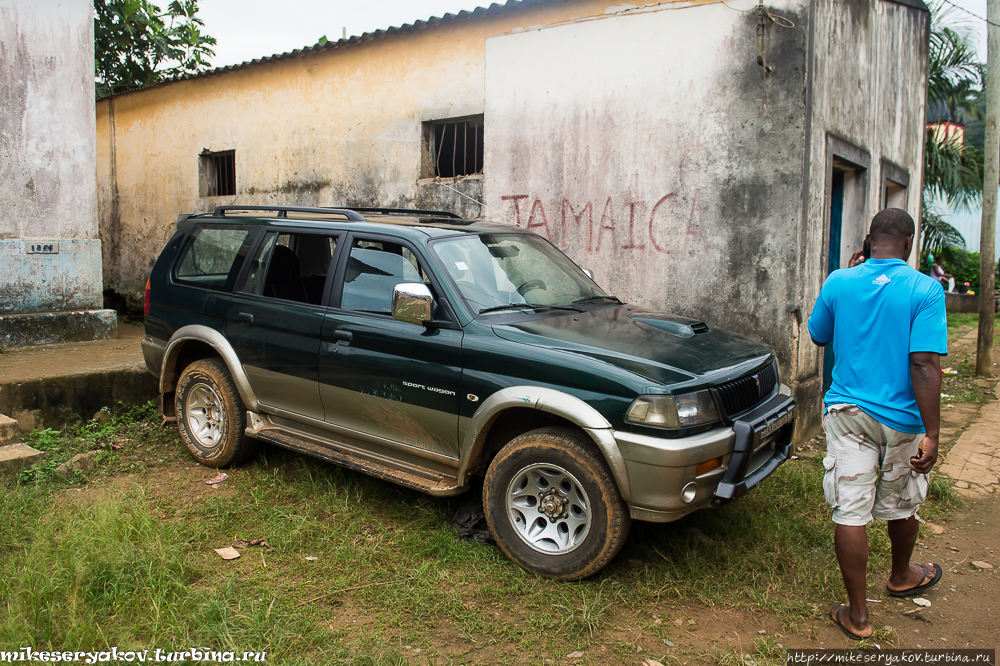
top-left (0, 369), bottom-right (158, 431)
top-left (0, 309), bottom-right (118, 348)
top-left (945, 293), bottom-right (979, 314)
top-left (0, 443), bottom-right (46, 476)
top-left (0, 415), bottom-right (18, 446)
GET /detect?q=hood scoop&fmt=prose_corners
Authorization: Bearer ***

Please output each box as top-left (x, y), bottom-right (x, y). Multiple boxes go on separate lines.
top-left (632, 317), bottom-right (711, 339)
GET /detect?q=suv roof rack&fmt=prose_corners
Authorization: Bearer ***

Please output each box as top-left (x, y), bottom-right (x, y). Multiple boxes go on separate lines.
top-left (344, 207), bottom-right (462, 219)
top-left (212, 205), bottom-right (367, 221)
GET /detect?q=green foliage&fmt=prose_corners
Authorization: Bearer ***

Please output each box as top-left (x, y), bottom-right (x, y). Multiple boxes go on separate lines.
top-left (928, 23), bottom-right (983, 125)
top-left (923, 130), bottom-right (985, 212)
top-left (920, 206), bottom-right (968, 256)
top-left (922, 3), bottom-right (985, 252)
top-left (940, 246), bottom-right (982, 289)
top-left (94, 0), bottom-right (216, 98)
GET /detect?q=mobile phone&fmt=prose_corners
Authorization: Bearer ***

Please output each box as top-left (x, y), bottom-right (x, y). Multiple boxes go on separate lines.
top-left (862, 239), bottom-right (871, 260)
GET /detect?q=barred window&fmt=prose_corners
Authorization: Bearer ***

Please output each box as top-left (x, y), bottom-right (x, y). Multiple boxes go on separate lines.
top-left (425, 116), bottom-right (483, 178)
top-left (199, 150), bottom-right (236, 197)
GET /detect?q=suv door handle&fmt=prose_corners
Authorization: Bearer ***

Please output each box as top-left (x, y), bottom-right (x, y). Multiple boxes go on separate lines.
top-left (332, 329), bottom-right (353, 342)
top-left (238, 312), bottom-right (254, 325)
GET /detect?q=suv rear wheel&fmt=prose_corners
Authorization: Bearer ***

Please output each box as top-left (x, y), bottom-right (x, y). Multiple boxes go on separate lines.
top-left (483, 426), bottom-right (630, 580)
top-left (176, 358), bottom-right (255, 467)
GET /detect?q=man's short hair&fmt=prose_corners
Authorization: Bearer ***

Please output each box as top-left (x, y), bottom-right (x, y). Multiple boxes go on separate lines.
top-left (869, 208), bottom-right (915, 241)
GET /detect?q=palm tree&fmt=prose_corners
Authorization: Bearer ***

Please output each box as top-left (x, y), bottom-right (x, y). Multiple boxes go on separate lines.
top-left (921, 2), bottom-right (984, 256)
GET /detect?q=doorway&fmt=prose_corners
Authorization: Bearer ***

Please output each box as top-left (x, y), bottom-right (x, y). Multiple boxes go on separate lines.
top-left (823, 137), bottom-right (870, 392)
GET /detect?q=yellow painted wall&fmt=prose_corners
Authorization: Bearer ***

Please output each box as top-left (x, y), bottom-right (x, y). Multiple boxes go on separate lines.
top-left (95, 0), bottom-right (667, 303)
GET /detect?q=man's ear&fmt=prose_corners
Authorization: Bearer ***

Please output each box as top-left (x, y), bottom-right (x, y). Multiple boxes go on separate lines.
top-left (903, 234), bottom-right (914, 261)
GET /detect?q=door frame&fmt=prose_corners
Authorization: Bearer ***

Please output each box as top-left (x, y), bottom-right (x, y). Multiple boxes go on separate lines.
top-left (823, 134), bottom-right (871, 278)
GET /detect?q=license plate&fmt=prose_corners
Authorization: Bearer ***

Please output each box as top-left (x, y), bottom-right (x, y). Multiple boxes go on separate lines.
top-left (759, 410), bottom-right (793, 439)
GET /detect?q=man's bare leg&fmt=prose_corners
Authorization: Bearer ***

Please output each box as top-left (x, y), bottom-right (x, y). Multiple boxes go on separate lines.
top-left (886, 516), bottom-right (936, 591)
top-left (833, 523), bottom-right (873, 637)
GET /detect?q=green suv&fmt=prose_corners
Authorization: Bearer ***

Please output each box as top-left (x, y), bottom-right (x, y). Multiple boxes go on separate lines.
top-left (142, 206), bottom-right (795, 579)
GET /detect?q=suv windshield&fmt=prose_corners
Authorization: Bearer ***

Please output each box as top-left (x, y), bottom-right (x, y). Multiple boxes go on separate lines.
top-left (431, 233), bottom-right (609, 315)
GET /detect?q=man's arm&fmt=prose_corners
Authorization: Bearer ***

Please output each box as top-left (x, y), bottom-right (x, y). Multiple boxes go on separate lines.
top-left (909, 351), bottom-right (942, 473)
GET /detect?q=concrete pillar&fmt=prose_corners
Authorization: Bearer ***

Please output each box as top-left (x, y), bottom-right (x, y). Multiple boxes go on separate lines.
top-left (0, 0), bottom-right (117, 347)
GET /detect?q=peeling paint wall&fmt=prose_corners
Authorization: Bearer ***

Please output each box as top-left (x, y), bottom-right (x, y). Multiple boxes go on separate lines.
top-left (484, 0), bottom-right (810, 417)
top-left (0, 0), bottom-right (101, 314)
top-left (794, 0), bottom-right (929, 433)
top-left (96, 0), bottom-right (928, 434)
top-left (95, 0), bottom-right (666, 307)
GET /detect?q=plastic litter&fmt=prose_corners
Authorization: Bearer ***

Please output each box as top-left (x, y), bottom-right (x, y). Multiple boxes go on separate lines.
top-left (206, 472), bottom-right (229, 486)
top-left (454, 501), bottom-right (494, 542)
top-left (214, 547), bottom-right (240, 560)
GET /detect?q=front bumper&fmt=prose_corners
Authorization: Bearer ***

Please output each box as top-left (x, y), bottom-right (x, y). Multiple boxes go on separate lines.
top-left (616, 389), bottom-right (796, 522)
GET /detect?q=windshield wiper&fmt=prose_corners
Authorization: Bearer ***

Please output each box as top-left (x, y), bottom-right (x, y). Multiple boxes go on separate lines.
top-left (479, 303), bottom-right (581, 315)
top-left (572, 295), bottom-right (623, 305)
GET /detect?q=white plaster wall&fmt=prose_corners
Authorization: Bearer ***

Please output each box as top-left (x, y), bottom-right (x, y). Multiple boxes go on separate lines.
top-left (0, 0), bottom-right (101, 313)
top-left (483, 1), bottom-right (810, 381)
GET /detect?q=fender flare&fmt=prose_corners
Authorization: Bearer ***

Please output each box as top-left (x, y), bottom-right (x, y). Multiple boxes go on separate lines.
top-left (160, 325), bottom-right (260, 412)
top-left (457, 386), bottom-right (631, 501)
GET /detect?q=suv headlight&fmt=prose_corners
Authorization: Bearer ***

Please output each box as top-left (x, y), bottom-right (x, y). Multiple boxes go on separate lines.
top-left (625, 391), bottom-right (720, 430)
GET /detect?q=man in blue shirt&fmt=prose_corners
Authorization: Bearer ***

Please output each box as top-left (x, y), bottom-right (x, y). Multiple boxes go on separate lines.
top-left (808, 208), bottom-right (947, 641)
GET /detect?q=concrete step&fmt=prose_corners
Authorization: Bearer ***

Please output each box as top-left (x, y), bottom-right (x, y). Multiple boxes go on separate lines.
top-left (0, 324), bottom-right (157, 431)
top-left (0, 414), bottom-right (18, 445)
top-left (0, 442), bottom-right (46, 476)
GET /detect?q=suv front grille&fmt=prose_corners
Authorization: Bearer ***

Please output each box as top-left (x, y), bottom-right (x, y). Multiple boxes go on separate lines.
top-left (714, 360), bottom-right (778, 418)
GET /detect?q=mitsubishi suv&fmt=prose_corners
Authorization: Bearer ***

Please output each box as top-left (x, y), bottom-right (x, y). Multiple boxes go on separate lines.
top-left (142, 205), bottom-right (796, 579)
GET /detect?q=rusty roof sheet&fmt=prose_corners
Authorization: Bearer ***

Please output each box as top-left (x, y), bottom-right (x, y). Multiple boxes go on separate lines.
top-left (99, 0), bottom-right (552, 100)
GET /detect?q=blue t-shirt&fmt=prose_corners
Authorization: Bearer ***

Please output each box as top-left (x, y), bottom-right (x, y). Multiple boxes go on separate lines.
top-left (807, 258), bottom-right (948, 433)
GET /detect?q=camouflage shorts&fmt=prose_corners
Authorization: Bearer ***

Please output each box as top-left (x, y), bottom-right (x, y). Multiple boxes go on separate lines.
top-left (822, 404), bottom-right (929, 526)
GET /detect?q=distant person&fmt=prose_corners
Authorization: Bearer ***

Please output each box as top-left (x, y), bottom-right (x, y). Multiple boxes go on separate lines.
top-left (931, 257), bottom-right (955, 292)
top-left (808, 208), bottom-right (947, 641)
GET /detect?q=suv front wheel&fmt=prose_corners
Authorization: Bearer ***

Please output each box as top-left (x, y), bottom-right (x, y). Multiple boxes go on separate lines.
top-left (483, 427), bottom-right (631, 580)
top-left (176, 358), bottom-right (256, 467)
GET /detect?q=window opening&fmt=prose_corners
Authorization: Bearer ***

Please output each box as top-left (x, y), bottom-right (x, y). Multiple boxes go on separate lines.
top-left (175, 227), bottom-right (251, 291)
top-left (427, 116), bottom-right (484, 178)
top-left (200, 150), bottom-right (236, 197)
top-left (340, 238), bottom-right (430, 314)
top-left (241, 232), bottom-right (337, 305)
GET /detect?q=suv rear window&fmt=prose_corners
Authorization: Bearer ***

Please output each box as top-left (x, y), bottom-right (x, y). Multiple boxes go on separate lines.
top-left (175, 226), bottom-right (251, 291)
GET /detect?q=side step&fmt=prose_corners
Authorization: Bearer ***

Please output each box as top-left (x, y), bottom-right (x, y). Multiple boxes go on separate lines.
top-left (254, 428), bottom-right (468, 497)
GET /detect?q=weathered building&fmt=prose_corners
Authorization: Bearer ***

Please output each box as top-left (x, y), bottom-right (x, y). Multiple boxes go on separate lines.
top-left (95, 0), bottom-right (929, 435)
top-left (1, 0), bottom-right (116, 347)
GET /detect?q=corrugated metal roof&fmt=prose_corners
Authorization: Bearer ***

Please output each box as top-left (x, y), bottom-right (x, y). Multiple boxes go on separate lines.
top-left (99, 0), bottom-right (552, 100)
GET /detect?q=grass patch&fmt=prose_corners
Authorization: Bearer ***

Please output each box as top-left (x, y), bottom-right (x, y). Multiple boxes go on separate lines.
top-left (946, 311), bottom-right (1000, 342)
top-left (0, 401), bottom-right (973, 662)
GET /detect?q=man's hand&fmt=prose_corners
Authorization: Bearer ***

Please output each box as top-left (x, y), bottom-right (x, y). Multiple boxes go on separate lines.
top-left (848, 250), bottom-right (866, 268)
top-left (910, 435), bottom-right (939, 474)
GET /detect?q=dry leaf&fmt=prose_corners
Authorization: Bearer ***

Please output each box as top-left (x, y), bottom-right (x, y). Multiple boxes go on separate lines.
top-left (925, 523), bottom-right (945, 535)
top-left (214, 547), bottom-right (240, 560)
top-left (644, 660), bottom-right (666, 666)
top-left (233, 537), bottom-right (272, 551)
top-left (912, 597), bottom-right (931, 607)
top-left (971, 560), bottom-right (994, 570)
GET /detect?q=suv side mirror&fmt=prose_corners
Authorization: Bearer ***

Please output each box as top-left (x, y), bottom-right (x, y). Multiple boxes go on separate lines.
top-left (392, 283), bottom-right (434, 325)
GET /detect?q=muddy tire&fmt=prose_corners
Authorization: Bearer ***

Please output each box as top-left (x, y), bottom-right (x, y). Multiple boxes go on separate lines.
top-left (483, 427), bottom-right (630, 580)
top-left (176, 358), bottom-right (255, 468)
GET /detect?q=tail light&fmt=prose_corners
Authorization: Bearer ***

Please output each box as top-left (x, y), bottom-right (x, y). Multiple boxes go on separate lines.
top-left (144, 278), bottom-right (151, 315)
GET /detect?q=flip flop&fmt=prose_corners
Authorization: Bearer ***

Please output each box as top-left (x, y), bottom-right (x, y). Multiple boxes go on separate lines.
top-left (829, 604), bottom-right (872, 641)
top-left (886, 563), bottom-right (943, 598)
